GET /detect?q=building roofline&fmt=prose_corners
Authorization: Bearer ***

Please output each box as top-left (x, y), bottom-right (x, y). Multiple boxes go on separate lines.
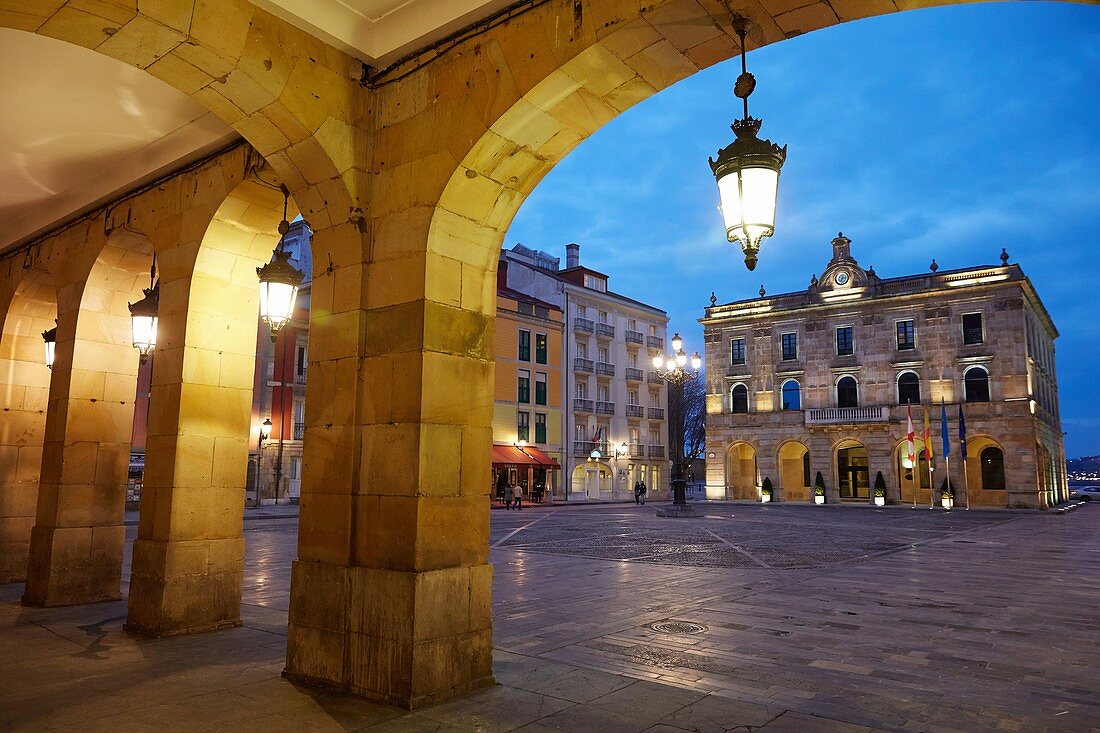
top-left (496, 286), bottom-right (562, 312)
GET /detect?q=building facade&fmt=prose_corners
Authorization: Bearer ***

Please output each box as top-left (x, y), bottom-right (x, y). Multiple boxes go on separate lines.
top-left (490, 287), bottom-right (564, 502)
top-left (500, 244), bottom-right (670, 500)
top-left (701, 234), bottom-right (1067, 509)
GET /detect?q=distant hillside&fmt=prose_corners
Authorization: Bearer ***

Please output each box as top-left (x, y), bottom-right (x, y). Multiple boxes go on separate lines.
top-left (1067, 455), bottom-right (1100, 481)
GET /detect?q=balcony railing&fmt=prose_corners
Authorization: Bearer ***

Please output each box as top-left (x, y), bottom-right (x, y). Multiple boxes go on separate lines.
top-left (574, 317), bottom-right (594, 333)
top-left (629, 443), bottom-right (645, 458)
top-left (647, 407), bottom-right (665, 420)
top-left (294, 370), bottom-right (307, 385)
top-left (626, 404), bottom-right (645, 418)
top-left (595, 323), bottom-right (615, 338)
top-left (625, 367), bottom-right (644, 382)
top-left (573, 358), bottom-right (594, 373)
top-left (647, 336), bottom-right (664, 349)
top-left (574, 440), bottom-right (609, 456)
top-left (595, 362), bottom-right (615, 376)
top-left (595, 401), bottom-right (615, 415)
top-left (625, 330), bottom-right (644, 345)
top-left (648, 445), bottom-right (665, 459)
top-left (573, 398), bottom-right (594, 413)
top-left (647, 372), bottom-right (663, 384)
top-left (804, 406), bottom-right (890, 425)
top-left (293, 422), bottom-right (305, 440)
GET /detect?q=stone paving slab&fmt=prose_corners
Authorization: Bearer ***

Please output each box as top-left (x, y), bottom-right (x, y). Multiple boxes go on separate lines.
top-left (2, 503), bottom-right (1098, 732)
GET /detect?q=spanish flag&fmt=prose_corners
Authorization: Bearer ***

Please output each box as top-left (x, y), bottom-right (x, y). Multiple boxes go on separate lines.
top-left (922, 405), bottom-right (934, 460)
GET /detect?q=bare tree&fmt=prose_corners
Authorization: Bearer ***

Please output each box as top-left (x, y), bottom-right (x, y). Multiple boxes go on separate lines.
top-left (667, 374), bottom-right (707, 469)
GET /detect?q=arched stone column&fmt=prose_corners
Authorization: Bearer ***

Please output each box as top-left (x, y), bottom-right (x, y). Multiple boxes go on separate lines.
top-left (23, 225), bottom-right (149, 606)
top-left (0, 267), bottom-right (55, 583)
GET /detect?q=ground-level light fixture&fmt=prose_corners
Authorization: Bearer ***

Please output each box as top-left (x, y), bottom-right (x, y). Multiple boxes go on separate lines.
top-left (652, 332), bottom-right (702, 514)
top-left (41, 322), bottom-right (57, 369)
top-left (260, 417), bottom-right (271, 443)
top-left (257, 185), bottom-right (304, 343)
top-left (128, 255), bottom-right (159, 364)
top-left (709, 16), bottom-right (787, 272)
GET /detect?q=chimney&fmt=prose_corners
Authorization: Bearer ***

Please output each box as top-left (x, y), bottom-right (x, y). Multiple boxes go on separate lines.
top-left (566, 243), bottom-right (580, 269)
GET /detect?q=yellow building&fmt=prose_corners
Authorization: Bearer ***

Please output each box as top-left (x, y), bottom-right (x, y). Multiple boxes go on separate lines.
top-left (491, 287), bottom-right (564, 502)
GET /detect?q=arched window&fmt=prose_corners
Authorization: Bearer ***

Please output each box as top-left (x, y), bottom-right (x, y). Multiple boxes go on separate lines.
top-left (897, 371), bottom-right (921, 405)
top-left (781, 380), bottom-right (801, 411)
top-left (980, 446), bottom-right (1006, 490)
top-left (964, 366), bottom-right (990, 403)
top-left (731, 383), bottom-right (749, 414)
top-left (837, 376), bottom-right (858, 408)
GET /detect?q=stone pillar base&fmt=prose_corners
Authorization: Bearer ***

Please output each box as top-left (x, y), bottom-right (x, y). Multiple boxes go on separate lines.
top-left (125, 537), bottom-right (244, 637)
top-left (285, 560), bottom-right (495, 710)
top-left (22, 525), bottom-right (124, 606)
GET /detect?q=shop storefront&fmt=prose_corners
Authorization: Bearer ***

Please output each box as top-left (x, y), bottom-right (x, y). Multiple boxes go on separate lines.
top-left (491, 444), bottom-right (561, 504)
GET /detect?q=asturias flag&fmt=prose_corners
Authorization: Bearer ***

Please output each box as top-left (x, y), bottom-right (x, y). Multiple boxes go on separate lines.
top-left (940, 398), bottom-right (950, 458)
top-left (906, 404), bottom-right (916, 465)
top-left (958, 403), bottom-right (968, 460)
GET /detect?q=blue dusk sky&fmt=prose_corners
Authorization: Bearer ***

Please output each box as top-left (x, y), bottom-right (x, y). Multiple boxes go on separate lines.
top-left (505, 2), bottom-right (1100, 459)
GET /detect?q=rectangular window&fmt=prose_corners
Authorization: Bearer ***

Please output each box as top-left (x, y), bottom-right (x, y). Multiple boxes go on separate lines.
top-left (963, 312), bottom-right (984, 345)
top-left (597, 346), bottom-right (609, 363)
top-left (781, 332), bottom-right (798, 361)
top-left (628, 318), bottom-right (637, 330)
top-left (518, 329), bottom-right (531, 361)
top-left (628, 389), bottom-right (638, 405)
top-left (296, 345), bottom-right (307, 376)
top-left (836, 326), bottom-right (853, 356)
top-left (628, 353), bottom-right (637, 368)
top-left (598, 310), bottom-right (608, 323)
top-left (535, 372), bottom-right (547, 405)
top-left (597, 385), bottom-right (609, 402)
top-left (535, 333), bottom-right (548, 364)
top-left (896, 320), bottom-right (915, 350)
top-left (517, 411), bottom-right (530, 442)
top-left (517, 369), bottom-right (530, 403)
top-left (575, 381), bottom-right (587, 399)
top-left (535, 413), bottom-right (547, 444)
top-left (576, 341), bottom-right (587, 359)
top-left (574, 424), bottom-right (587, 441)
top-left (517, 301), bottom-right (534, 316)
top-left (730, 337), bottom-right (745, 365)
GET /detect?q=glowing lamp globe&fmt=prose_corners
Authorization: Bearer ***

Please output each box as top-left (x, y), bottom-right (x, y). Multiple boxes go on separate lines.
top-left (257, 246), bottom-right (304, 342)
top-left (671, 333), bottom-right (683, 352)
top-left (42, 325), bottom-right (57, 369)
top-left (691, 352), bottom-right (702, 371)
top-left (652, 354), bottom-right (663, 369)
top-left (127, 283), bottom-right (159, 364)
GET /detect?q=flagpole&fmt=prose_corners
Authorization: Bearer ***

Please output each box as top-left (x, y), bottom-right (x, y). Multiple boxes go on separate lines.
top-left (943, 455), bottom-right (950, 509)
top-left (962, 456), bottom-right (970, 510)
top-left (926, 455), bottom-right (934, 508)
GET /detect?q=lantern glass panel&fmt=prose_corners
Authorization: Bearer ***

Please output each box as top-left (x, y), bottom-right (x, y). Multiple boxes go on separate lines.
top-left (260, 280), bottom-right (299, 331)
top-left (717, 165), bottom-right (779, 245)
top-left (43, 339), bottom-right (55, 368)
top-left (131, 315), bottom-right (158, 353)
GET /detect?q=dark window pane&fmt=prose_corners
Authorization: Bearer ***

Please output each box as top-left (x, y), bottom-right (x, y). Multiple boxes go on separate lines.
top-left (731, 384), bottom-right (748, 414)
top-left (963, 313), bottom-right (984, 345)
top-left (897, 320), bottom-right (915, 350)
top-left (782, 381), bottom-right (801, 410)
top-left (836, 327), bottom-right (853, 356)
top-left (897, 372), bottom-right (921, 405)
top-left (518, 329), bottom-right (531, 361)
top-left (781, 333), bottom-right (798, 360)
top-left (535, 379), bottom-right (547, 405)
top-left (980, 446), bottom-right (1005, 489)
top-left (517, 412), bottom-right (529, 441)
top-left (535, 333), bottom-right (548, 364)
top-left (730, 338), bottom-right (745, 365)
top-left (837, 376), bottom-right (858, 408)
top-left (535, 413), bottom-right (547, 444)
top-left (518, 374), bottom-right (530, 403)
top-left (964, 367), bottom-right (989, 402)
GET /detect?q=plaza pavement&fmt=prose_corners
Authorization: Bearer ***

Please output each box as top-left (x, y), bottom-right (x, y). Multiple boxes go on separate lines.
top-left (1, 502), bottom-right (1098, 732)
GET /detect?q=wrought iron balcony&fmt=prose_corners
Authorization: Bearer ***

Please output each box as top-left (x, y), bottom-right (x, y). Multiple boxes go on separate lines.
top-left (293, 422), bottom-right (305, 440)
top-left (595, 323), bottom-right (615, 338)
top-left (625, 367), bottom-right (644, 382)
top-left (573, 358), bottom-right (594, 373)
top-left (648, 445), bottom-right (665, 458)
top-left (629, 443), bottom-right (645, 458)
top-left (647, 407), bottom-right (665, 420)
top-left (647, 372), bottom-right (663, 384)
top-left (574, 317), bottom-right (594, 333)
top-left (574, 439), bottom-right (609, 456)
top-left (294, 370), bottom-right (307, 385)
top-left (647, 335), bottom-right (664, 349)
top-left (595, 362), bottom-right (615, 376)
top-left (804, 406), bottom-right (890, 425)
top-left (625, 404), bottom-right (645, 418)
top-left (625, 330), bottom-right (644, 345)
top-left (595, 401), bottom-right (615, 415)
top-left (573, 398), bottom-right (594, 412)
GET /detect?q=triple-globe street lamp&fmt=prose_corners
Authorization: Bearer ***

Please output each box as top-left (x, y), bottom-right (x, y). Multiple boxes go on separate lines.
top-left (652, 333), bottom-right (701, 512)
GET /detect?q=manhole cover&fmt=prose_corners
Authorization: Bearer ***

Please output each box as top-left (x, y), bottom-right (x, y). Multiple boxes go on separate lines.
top-left (648, 620), bottom-right (708, 635)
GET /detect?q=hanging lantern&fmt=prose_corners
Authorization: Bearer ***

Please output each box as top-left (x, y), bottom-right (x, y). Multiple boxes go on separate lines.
top-left (257, 186), bottom-right (304, 343)
top-left (709, 17), bottom-right (787, 271)
top-left (128, 281), bottom-right (159, 364)
top-left (42, 324), bottom-right (57, 369)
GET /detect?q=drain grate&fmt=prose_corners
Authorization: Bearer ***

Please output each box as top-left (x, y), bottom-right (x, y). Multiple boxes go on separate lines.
top-left (648, 620), bottom-right (708, 635)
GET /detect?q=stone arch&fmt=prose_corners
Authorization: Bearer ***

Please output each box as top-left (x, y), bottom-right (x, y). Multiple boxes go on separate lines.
top-left (776, 440), bottom-right (811, 502)
top-left (570, 459), bottom-right (613, 499)
top-left (725, 441), bottom-right (758, 500)
top-left (0, 266), bottom-right (57, 583)
top-left (729, 381), bottom-right (750, 413)
top-left (833, 438), bottom-right (870, 501)
top-left (893, 438), bottom-right (934, 506)
top-left (964, 434), bottom-right (1008, 508)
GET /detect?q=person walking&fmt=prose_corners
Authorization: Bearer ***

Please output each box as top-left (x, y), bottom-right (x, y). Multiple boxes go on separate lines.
top-left (633, 481), bottom-right (643, 505)
top-left (638, 481), bottom-right (647, 505)
top-left (511, 482), bottom-right (523, 510)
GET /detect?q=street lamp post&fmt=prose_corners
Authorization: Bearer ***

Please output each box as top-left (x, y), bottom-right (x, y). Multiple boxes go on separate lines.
top-left (652, 333), bottom-right (701, 517)
top-left (257, 418), bottom-right (270, 507)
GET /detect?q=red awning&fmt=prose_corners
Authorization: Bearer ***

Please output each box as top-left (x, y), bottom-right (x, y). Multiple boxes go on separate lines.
top-left (491, 444), bottom-right (561, 469)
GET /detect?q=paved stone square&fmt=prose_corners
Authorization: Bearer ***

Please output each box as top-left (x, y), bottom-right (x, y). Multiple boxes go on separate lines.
top-left (2, 502), bottom-right (1098, 732)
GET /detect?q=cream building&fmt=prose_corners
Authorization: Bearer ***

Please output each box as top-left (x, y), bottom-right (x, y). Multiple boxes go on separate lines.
top-left (701, 234), bottom-right (1067, 509)
top-left (499, 244), bottom-right (670, 500)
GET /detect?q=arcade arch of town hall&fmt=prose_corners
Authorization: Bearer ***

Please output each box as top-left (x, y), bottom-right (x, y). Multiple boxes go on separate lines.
top-left (0, 0), bottom-right (1094, 710)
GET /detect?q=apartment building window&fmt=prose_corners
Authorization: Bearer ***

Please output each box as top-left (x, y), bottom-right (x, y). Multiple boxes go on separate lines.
top-left (576, 381), bottom-right (587, 399)
top-left (962, 312), bottom-right (984, 345)
top-left (597, 346), bottom-right (608, 363)
top-left (583, 274), bottom-right (607, 292)
top-left (518, 329), bottom-right (531, 361)
top-left (517, 411), bottom-right (530, 442)
top-left (628, 353), bottom-right (637, 368)
top-left (650, 391), bottom-right (660, 407)
top-left (730, 384), bottom-right (748, 414)
top-left (598, 310), bottom-right (608, 323)
top-left (837, 376), bottom-right (858, 408)
top-left (730, 337), bottom-right (745, 366)
top-left (781, 380), bottom-right (801, 410)
top-left (836, 326), bottom-right (853, 356)
top-left (964, 366), bottom-right (990, 402)
top-left (629, 427), bottom-right (639, 444)
top-left (535, 333), bottom-right (548, 364)
top-left (897, 371), bottom-right (921, 405)
top-left (576, 304), bottom-right (587, 317)
top-left (517, 369), bottom-right (530, 403)
top-left (628, 389), bottom-right (638, 404)
top-left (535, 372), bottom-right (547, 405)
top-left (896, 319), bottom-right (915, 350)
top-left (781, 332), bottom-right (798, 361)
top-left (628, 318), bottom-right (637, 330)
top-left (296, 345), bottom-right (307, 379)
top-left (576, 341), bottom-right (587, 358)
top-left (535, 413), bottom-right (547, 444)
top-left (574, 424), bottom-right (587, 442)
top-left (597, 384), bottom-right (610, 402)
